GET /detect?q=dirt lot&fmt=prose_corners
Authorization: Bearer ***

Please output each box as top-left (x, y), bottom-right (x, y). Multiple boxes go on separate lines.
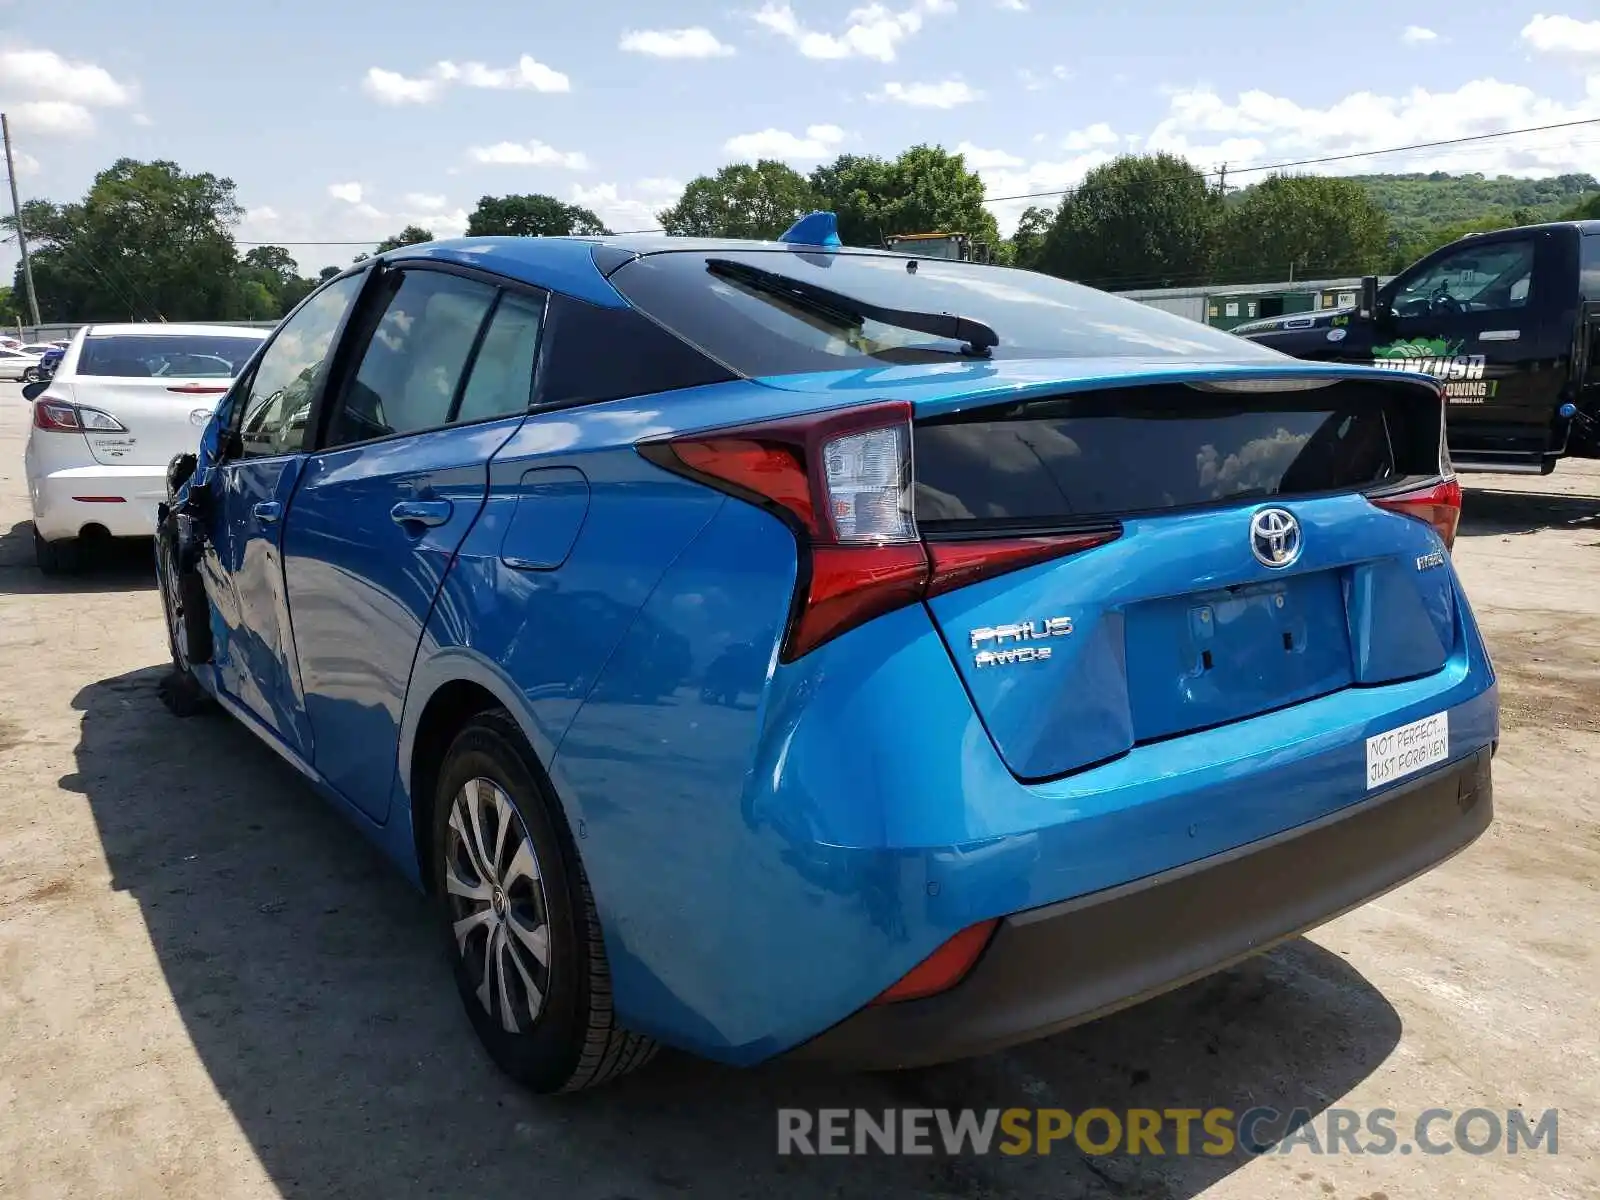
top-left (0, 381), bottom-right (1595, 1200)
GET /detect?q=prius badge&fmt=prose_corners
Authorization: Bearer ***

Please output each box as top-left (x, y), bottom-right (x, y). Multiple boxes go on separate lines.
top-left (969, 617), bottom-right (1073, 668)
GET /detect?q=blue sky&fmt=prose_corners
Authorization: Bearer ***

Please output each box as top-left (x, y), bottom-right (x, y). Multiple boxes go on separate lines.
top-left (2, 1), bottom-right (1599, 276)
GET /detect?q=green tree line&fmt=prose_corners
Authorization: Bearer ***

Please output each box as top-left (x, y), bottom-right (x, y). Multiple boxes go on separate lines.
top-left (8, 152), bottom-right (1599, 325)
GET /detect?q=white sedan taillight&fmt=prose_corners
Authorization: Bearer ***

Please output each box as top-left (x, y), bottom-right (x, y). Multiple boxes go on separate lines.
top-left (33, 399), bottom-right (127, 433)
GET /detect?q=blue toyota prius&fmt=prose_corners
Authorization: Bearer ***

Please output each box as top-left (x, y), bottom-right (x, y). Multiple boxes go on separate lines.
top-left (149, 215), bottom-right (1497, 1093)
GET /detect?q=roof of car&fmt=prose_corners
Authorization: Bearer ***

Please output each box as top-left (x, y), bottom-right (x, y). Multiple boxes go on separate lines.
top-left (83, 323), bottom-right (270, 338)
top-left (382, 233), bottom-right (906, 307)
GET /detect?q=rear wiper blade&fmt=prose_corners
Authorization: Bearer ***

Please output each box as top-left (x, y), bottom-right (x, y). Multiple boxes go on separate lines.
top-left (705, 257), bottom-right (999, 354)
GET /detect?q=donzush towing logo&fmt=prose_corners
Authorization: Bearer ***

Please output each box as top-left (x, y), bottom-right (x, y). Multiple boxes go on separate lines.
top-left (1369, 338), bottom-right (1496, 403)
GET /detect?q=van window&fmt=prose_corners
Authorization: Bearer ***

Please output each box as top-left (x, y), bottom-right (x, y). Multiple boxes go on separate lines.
top-left (1392, 240), bottom-right (1535, 317)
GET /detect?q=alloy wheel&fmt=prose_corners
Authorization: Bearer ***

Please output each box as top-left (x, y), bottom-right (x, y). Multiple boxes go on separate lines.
top-left (444, 777), bottom-right (553, 1034)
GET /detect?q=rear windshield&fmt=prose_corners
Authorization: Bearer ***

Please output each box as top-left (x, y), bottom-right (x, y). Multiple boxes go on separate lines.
top-left (914, 383), bottom-right (1430, 533)
top-left (609, 249), bottom-right (1284, 376)
top-left (77, 334), bottom-right (263, 379)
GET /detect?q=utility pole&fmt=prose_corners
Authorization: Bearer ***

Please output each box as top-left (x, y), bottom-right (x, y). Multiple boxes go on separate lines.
top-left (2, 113), bottom-right (41, 328)
top-left (1216, 163), bottom-right (1228, 197)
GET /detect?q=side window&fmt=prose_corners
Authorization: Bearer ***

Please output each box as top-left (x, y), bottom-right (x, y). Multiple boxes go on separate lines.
top-left (1391, 240), bottom-right (1536, 318)
top-left (235, 272), bottom-right (366, 459)
top-left (1580, 233), bottom-right (1600, 303)
top-left (455, 290), bottom-right (545, 424)
top-left (326, 270), bottom-right (496, 448)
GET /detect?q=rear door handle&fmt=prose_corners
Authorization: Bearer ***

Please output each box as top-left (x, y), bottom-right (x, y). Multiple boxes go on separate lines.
top-left (391, 499), bottom-right (453, 528)
top-left (252, 501), bottom-right (282, 523)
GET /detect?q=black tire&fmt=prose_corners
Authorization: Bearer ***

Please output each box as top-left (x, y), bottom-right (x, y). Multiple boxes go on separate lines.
top-left (432, 709), bottom-right (657, 1093)
top-left (155, 510), bottom-right (216, 717)
top-left (33, 528), bottom-right (79, 575)
top-left (21, 366), bottom-right (40, 384)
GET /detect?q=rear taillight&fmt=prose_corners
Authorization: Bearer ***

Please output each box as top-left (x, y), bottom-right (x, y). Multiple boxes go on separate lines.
top-left (1372, 477), bottom-right (1462, 550)
top-left (32, 399), bottom-right (126, 433)
top-left (641, 402), bottom-right (1121, 660)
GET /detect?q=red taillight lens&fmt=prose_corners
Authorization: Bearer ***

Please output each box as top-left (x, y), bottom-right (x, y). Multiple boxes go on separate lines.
top-left (870, 919), bottom-right (998, 1004)
top-left (641, 403), bottom-right (1120, 660)
top-left (33, 399), bottom-right (81, 431)
top-left (1372, 478), bottom-right (1462, 550)
top-left (926, 532), bottom-right (1122, 598)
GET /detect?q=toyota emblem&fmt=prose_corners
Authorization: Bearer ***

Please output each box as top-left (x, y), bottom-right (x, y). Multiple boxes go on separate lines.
top-left (1250, 507), bottom-right (1302, 568)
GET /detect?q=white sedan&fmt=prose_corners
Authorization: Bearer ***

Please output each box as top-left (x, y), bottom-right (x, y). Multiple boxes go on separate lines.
top-left (0, 347), bottom-right (37, 380)
top-left (24, 323), bottom-right (269, 572)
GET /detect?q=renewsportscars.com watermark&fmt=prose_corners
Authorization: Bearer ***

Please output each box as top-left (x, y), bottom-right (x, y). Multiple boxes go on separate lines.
top-left (777, 1107), bottom-right (1560, 1158)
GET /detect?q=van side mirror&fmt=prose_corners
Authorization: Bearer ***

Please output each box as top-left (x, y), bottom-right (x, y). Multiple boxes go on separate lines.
top-left (21, 379), bottom-right (46, 402)
top-left (1359, 275), bottom-right (1379, 320)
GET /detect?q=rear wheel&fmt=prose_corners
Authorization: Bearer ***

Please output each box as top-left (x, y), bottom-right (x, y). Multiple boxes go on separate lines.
top-left (155, 509), bottom-right (214, 717)
top-left (33, 528), bottom-right (80, 576)
top-left (431, 710), bottom-right (657, 1093)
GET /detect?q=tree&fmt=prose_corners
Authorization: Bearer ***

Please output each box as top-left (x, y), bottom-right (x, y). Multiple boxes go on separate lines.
top-left (7, 158), bottom-right (245, 322)
top-left (241, 245), bottom-right (297, 286)
top-left (466, 194), bottom-right (608, 237)
top-left (1220, 174), bottom-right (1390, 283)
top-left (1009, 205), bottom-right (1056, 272)
top-left (317, 266), bottom-right (341, 281)
top-left (810, 146), bottom-right (1001, 250)
top-left (1038, 153), bottom-right (1219, 289)
top-left (374, 225), bottom-right (436, 254)
top-left (1561, 192), bottom-right (1600, 221)
top-left (658, 160), bottom-right (818, 239)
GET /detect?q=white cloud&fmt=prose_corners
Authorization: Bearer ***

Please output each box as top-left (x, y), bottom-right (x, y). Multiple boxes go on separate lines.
top-left (235, 193), bottom-right (471, 275)
top-left (570, 178), bottom-right (685, 232)
top-left (363, 66), bottom-right (441, 104)
top-left (996, 0), bottom-right (1029, 9)
top-left (467, 140), bottom-right (591, 169)
top-left (1018, 64), bottom-right (1070, 91)
top-left (957, 141), bottom-right (1024, 169)
top-left (1062, 122), bottom-right (1119, 151)
top-left (1522, 14), bottom-right (1600, 57)
top-left (11, 100), bottom-right (94, 135)
top-left (874, 79), bottom-right (981, 107)
top-left (619, 28), bottom-right (735, 58)
top-left (328, 182), bottom-right (364, 203)
top-left (131, 112), bottom-right (153, 126)
top-left (1401, 26), bottom-right (1438, 44)
top-left (0, 48), bottom-right (132, 107)
top-left (1146, 77), bottom-right (1600, 176)
top-left (446, 56), bottom-right (570, 92)
top-left (751, 0), bottom-right (952, 62)
top-left (404, 193), bottom-right (448, 209)
top-left (362, 54), bottom-right (571, 104)
top-left (724, 123), bottom-right (845, 159)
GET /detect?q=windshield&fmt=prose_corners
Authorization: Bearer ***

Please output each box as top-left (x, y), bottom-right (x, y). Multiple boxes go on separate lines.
top-left (77, 334), bottom-right (264, 379)
top-left (609, 249), bottom-right (1282, 376)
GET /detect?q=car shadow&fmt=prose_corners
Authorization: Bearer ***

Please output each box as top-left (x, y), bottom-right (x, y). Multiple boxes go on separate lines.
top-left (1458, 487), bottom-right (1600, 538)
top-left (0, 520), bottom-right (157, 594)
top-left (70, 666), bottom-right (1403, 1199)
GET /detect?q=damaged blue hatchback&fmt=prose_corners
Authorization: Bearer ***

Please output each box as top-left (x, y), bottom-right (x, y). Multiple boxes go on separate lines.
top-left (153, 216), bottom-right (1497, 1093)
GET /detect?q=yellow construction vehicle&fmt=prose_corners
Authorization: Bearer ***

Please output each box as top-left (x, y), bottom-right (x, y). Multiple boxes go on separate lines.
top-left (882, 231), bottom-right (993, 264)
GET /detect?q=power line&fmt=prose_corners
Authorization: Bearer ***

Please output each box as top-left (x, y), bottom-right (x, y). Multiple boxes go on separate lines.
top-left (980, 115), bottom-right (1600, 205)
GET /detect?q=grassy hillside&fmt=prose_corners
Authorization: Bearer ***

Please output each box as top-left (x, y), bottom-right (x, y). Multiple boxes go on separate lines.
top-left (1350, 172), bottom-right (1599, 245)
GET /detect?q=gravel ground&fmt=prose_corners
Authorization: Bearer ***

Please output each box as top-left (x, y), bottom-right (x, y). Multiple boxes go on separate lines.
top-left (0, 382), bottom-right (1595, 1200)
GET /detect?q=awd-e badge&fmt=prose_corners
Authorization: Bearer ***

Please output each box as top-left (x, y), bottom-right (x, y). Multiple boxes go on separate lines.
top-left (969, 617), bottom-right (1073, 668)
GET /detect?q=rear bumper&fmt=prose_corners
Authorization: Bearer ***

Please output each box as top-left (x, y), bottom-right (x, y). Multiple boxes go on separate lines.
top-left (786, 747), bottom-right (1493, 1070)
top-left (29, 464), bottom-right (166, 540)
